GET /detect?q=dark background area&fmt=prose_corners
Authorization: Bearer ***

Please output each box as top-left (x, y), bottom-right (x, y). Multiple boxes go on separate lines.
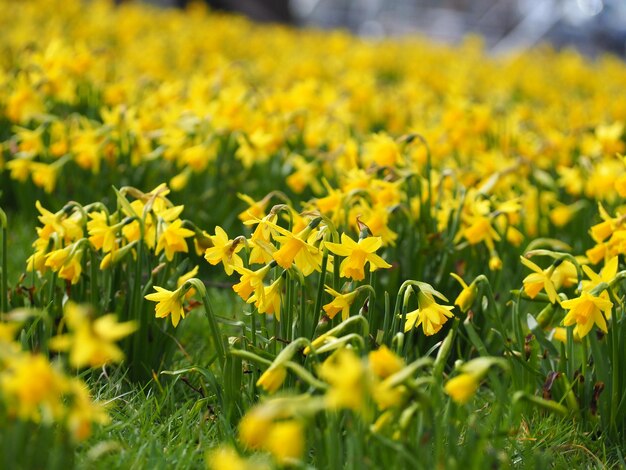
top-left (140, 0), bottom-right (626, 57)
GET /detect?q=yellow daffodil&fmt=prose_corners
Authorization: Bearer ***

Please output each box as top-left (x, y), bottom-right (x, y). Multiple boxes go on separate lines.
top-left (204, 226), bottom-right (244, 275)
top-left (324, 233), bottom-right (391, 281)
top-left (404, 291), bottom-right (454, 336)
top-left (49, 303), bottom-right (137, 368)
top-left (449, 273), bottom-right (478, 313)
top-left (232, 264), bottom-right (271, 302)
top-left (520, 256), bottom-right (560, 304)
top-left (323, 286), bottom-right (359, 321)
top-left (247, 277), bottom-right (283, 320)
top-left (561, 291), bottom-right (612, 338)
top-left (145, 285), bottom-right (187, 327)
top-left (318, 348), bottom-right (365, 412)
top-left (444, 373), bottom-right (480, 404)
top-left (256, 365), bottom-right (287, 394)
top-left (155, 218), bottom-right (195, 262)
top-left (368, 345), bottom-right (404, 379)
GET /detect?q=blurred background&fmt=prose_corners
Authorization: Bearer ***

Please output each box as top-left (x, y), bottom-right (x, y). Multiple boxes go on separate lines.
top-left (144, 0), bottom-right (626, 57)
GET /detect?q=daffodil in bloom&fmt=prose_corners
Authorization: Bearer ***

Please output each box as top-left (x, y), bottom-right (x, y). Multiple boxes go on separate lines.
top-left (0, 352), bottom-right (67, 421)
top-left (318, 348), bottom-right (366, 412)
top-left (444, 373), bottom-right (479, 405)
top-left (155, 218), bottom-right (195, 262)
top-left (245, 212), bottom-right (278, 265)
top-left (263, 420), bottom-right (304, 464)
top-left (444, 357), bottom-right (504, 404)
top-left (65, 379), bottom-right (110, 441)
top-left (368, 345), bottom-right (404, 379)
top-left (238, 404), bottom-right (304, 464)
top-left (248, 277), bottom-right (283, 320)
top-left (87, 211), bottom-right (119, 253)
top-left (520, 256), bottom-right (560, 304)
top-left (207, 446), bottom-right (256, 470)
top-left (256, 365), bottom-right (287, 394)
top-left (204, 226), bottom-right (244, 275)
top-left (271, 225), bottom-right (322, 276)
top-left (404, 291), bottom-right (454, 336)
top-left (49, 302), bottom-right (137, 368)
top-left (581, 256), bottom-right (618, 297)
top-left (324, 233), bottom-right (391, 281)
top-left (561, 291), bottom-right (612, 338)
top-left (450, 273), bottom-right (478, 312)
top-left (239, 408), bottom-right (272, 450)
top-left (232, 264), bottom-right (272, 302)
top-left (44, 245), bottom-right (83, 284)
top-left (323, 286), bottom-right (359, 321)
top-left (145, 285), bottom-right (187, 327)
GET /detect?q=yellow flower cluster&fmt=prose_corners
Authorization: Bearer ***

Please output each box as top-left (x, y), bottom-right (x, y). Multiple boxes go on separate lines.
top-left (0, 311), bottom-right (114, 441)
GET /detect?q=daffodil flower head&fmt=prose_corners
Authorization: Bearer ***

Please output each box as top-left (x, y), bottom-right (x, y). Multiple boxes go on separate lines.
top-left (323, 286), bottom-right (359, 321)
top-left (256, 365), bottom-right (287, 394)
top-left (324, 233), bottom-right (391, 281)
top-left (232, 264), bottom-right (272, 302)
top-left (404, 290), bottom-right (454, 336)
top-left (520, 256), bottom-right (561, 304)
top-left (450, 273), bottom-right (478, 313)
top-left (444, 357), bottom-right (506, 404)
top-left (318, 348), bottom-right (366, 412)
top-left (561, 290), bottom-right (612, 338)
top-left (49, 302), bottom-right (137, 368)
top-left (368, 345), bottom-right (404, 379)
top-left (145, 285), bottom-right (188, 327)
top-left (204, 226), bottom-right (245, 275)
top-left (156, 218), bottom-right (195, 262)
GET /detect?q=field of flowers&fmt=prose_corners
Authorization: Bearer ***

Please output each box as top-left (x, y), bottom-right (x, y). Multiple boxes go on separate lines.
top-left (2, 0), bottom-right (626, 468)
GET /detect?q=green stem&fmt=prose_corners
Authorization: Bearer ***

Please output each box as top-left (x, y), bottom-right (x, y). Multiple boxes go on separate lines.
top-left (0, 207), bottom-right (7, 315)
top-left (187, 278), bottom-right (227, 371)
top-left (90, 248), bottom-right (98, 309)
top-left (312, 248), bottom-right (329, 337)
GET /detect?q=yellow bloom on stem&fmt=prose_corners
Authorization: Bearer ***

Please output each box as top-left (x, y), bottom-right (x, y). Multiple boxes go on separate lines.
top-left (561, 291), bottom-right (612, 338)
top-left (248, 277), bottom-right (283, 320)
top-left (581, 256), bottom-right (618, 294)
top-left (324, 233), bottom-right (391, 281)
top-left (59, 249), bottom-right (83, 285)
top-left (239, 408), bottom-right (272, 450)
top-left (30, 162), bottom-right (58, 193)
top-left (49, 303), bottom-right (137, 368)
top-left (318, 348), bottom-right (366, 412)
top-left (586, 243), bottom-right (607, 265)
top-left (87, 211), bottom-right (118, 253)
top-left (237, 193), bottom-right (268, 223)
top-left (232, 264), bottom-right (271, 302)
top-left (256, 365), bottom-right (287, 394)
top-left (444, 373), bottom-right (480, 404)
top-left (368, 345), bottom-right (404, 379)
top-left (264, 420), bottom-right (304, 464)
top-left (156, 218), bottom-right (195, 261)
top-left (45, 245), bottom-right (83, 284)
top-left (1, 352), bottom-right (67, 422)
top-left (404, 291), bottom-right (454, 336)
top-left (204, 226), bottom-right (244, 275)
top-left (265, 217), bottom-right (322, 275)
top-left (145, 285), bottom-right (187, 327)
top-left (462, 215), bottom-right (500, 248)
top-left (206, 446), bottom-right (251, 470)
top-left (66, 379), bottom-right (110, 441)
top-left (323, 286), bottom-right (358, 321)
top-left (520, 256), bottom-right (560, 304)
top-left (449, 273), bottom-right (478, 312)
